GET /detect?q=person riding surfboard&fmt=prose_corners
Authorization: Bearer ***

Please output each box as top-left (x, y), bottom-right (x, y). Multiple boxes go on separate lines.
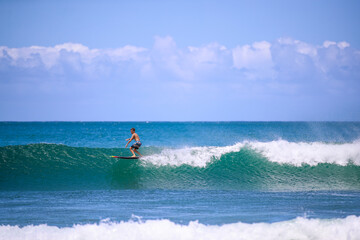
top-left (125, 128), bottom-right (142, 157)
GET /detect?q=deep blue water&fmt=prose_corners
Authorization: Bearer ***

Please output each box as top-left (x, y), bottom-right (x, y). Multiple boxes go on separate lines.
top-left (1, 121), bottom-right (360, 147)
top-left (1, 190), bottom-right (359, 227)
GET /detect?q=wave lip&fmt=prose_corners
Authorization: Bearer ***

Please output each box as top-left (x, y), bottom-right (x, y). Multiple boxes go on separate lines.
top-left (1, 216), bottom-right (359, 240)
top-left (249, 140), bottom-right (360, 166)
top-left (142, 144), bottom-right (244, 167)
top-left (142, 140), bottom-right (360, 167)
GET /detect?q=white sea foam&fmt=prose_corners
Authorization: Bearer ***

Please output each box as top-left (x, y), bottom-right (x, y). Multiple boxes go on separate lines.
top-left (249, 140), bottom-right (360, 166)
top-left (142, 140), bottom-right (360, 167)
top-left (1, 216), bottom-right (359, 240)
top-left (142, 144), bottom-right (244, 167)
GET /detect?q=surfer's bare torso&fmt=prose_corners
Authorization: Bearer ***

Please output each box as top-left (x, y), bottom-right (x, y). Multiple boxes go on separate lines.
top-left (131, 133), bottom-right (140, 142)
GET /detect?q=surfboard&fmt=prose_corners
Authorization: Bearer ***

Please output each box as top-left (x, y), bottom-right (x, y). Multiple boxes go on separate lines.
top-left (110, 156), bottom-right (140, 159)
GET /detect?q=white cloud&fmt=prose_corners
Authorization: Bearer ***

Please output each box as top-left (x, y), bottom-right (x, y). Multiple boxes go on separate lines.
top-left (151, 36), bottom-right (189, 79)
top-left (337, 41), bottom-right (350, 49)
top-left (153, 36), bottom-right (177, 53)
top-left (0, 43), bottom-right (147, 70)
top-left (0, 37), bottom-right (358, 87)
top-left (323, 40), bottom-right (350, 49)
top-left (149, 36), bottom-right (230, 80)
top-left (187, 43), bottom-right (227, 65)
top-left (323, 41), bottom-right (337, 48)
top-left (233, 41), bottom-right (272, 69)
top-left (276, 38), bottom-right (318, 57)
top-left (232, 41), bottom-right (276, 80)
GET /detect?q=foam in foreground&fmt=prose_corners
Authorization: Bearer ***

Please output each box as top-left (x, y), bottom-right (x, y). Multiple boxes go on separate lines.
top-left (0, 216), bottom-right (359, 240)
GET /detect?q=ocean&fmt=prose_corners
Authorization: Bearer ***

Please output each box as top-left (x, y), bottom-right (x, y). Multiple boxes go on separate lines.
top-left (0, 122), bottom-right (360, 239)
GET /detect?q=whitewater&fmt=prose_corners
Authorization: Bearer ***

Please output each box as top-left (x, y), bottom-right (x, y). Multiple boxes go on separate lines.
top-left (142, 140), bottom-right (360, 167)
top-left (1, 216), bottom-right (360, 240)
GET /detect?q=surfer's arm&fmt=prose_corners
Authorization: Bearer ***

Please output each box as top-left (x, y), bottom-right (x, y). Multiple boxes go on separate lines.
top-left (125, 135), bottom-right (134, 147)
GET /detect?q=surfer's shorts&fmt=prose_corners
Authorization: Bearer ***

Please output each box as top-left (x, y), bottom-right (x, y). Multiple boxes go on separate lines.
top-left (131, 142), bottom-right (142, 149)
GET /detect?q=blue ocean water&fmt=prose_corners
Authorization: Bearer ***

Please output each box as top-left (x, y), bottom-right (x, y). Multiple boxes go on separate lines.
top-left (1, 122), bottom-right (360, 239)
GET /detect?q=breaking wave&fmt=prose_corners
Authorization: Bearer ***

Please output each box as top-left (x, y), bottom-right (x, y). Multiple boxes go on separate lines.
top-left (1, 140), bottom-right (359, 190)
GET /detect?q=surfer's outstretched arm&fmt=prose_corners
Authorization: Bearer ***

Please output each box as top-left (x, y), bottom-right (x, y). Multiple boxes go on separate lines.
top-left (125, 134), bottom-right (134, 148)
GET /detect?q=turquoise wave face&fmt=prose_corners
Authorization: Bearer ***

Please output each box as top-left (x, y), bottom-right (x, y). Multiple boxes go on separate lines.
top-left (1, 143), bottom-right (360, 191)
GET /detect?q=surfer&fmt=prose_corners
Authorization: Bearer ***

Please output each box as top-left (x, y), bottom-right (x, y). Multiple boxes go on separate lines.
top-left (125, 128), bottom-right (142, 157)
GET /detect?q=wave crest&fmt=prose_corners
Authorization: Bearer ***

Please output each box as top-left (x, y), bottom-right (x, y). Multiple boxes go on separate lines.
top-left (142, 140), bottom-right (360, 167)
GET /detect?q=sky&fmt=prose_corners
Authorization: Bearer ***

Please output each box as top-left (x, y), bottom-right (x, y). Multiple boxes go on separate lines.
top-left (0, 0), bottom-right (359, 121)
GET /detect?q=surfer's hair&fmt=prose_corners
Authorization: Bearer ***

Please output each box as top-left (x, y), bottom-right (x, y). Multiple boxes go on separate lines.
top-left (131, 128), bottom-right (135, 132)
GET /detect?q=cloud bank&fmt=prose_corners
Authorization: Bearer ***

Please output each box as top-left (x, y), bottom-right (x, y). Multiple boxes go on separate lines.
top-left (1, 37), bottom-right (358, 82)
top-left (0, 37), bottom-right (359, 120)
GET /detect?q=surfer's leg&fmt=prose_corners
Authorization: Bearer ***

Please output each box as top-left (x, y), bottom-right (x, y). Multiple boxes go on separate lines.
top-left (130, 147), bottom-right (136, 157)
top-left (134, 149), bottom-right (142, 157)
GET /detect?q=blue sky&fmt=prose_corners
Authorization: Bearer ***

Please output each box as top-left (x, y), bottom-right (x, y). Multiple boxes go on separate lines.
top-left (0, 0), bottom-right (359, 121)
